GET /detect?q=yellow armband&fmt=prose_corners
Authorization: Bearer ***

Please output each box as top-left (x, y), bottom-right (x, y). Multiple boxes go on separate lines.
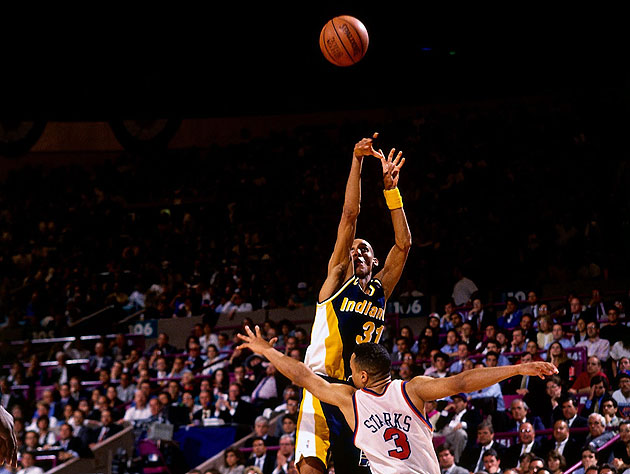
top-left (383, 187), bottom-right (403, 210)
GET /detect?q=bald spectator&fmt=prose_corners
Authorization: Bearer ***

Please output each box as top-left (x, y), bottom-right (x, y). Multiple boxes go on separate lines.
top-left (123, 390), bottom-right (151, 423)
top-left (505, 422), bottom-right (542, 469)
top-left (577, 321), bottom-right (610, 362)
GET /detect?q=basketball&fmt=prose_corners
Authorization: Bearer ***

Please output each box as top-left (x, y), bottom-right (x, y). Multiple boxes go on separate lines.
top-left (319, 15), bottom-right (369, 67)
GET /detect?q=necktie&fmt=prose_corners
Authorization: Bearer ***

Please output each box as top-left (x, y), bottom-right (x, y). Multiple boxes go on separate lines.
top-left (594, 399), bottom-right (600, 413)
top-left (98, 427), bottom-right (108, 442)
top-left (520, 375), bottom-right (529, 389)
top-left (476, 447), bottom-right (486, 472)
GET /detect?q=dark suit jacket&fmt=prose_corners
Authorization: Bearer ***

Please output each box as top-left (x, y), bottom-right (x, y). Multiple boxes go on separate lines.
top-left (243, 435), bottom-right (279, 449)
top-left (567, 415), bottom-right (589, 445)
top-left (89, 423), bottom-right (123, 444)
top-left (247, 451), bottom-right (277, 474)
top-left (460, 441), bottom-right (508, 473)
top-left (435, 408), bottom-right (481, 441)
top-left (88, 355), bottom-right (113, 374)
top-left (504, 440), bottom-right (543, 469)
top-left (503, 416), bottom-right (547, 441)
top-left (218, 399), bottom-right (257, 426)
top-left (55, 436), bottom-right (89, 458)
top-left (541, 436), bottom-right (581, 467)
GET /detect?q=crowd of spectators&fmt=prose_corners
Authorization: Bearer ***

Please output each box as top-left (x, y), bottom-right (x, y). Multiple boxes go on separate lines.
top-left (1, 97), bottom-right (629, 474)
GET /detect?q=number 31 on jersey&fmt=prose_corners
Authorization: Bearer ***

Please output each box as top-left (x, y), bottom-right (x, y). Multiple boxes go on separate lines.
top-left (356, 321), bottom-right (384, 344)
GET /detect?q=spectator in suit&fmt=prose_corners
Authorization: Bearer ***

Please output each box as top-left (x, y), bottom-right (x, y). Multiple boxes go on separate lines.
top-left (215, 383), bottom-right (257, 427)
top-left (145, 333), bottom-right (178, 358)
top-left (561, 395), bottom-right (588, 446)
top-left (192, 390), bottom-right (216, 426)
top-left (460, 421), bottom-right (507, 473)
top-left (88, 342), bottom-right (113, 376)
top-left (247, 437), bottom-right (276, 474)
top-left (482, 448), bottom-right (503, 474)
top-left (541, 419), bottom-right (581, 467)
top-left (610, 420), bottom-right (630, 473)
top-left (601, 307), bottom-right (630, 347)
top-left (505, 422), bottom-right (543, 469)
top-left (244, 416), bottom-right (278, 449)
top-left (184, 342), bottom-right (205, 374)
top-left (521, 291), bottom-right (541, 320)
top-left (89, 409), bottom-right (122, 448)
top-left (505, 399), bottom-right (546, 437)
top-left (51, 352), bottom-right (82, 386)
top-left (438, 444), bottom-right (470, 474)
top-left (70, 409), bottom-right (91, 449)
top-left (54, 423), bottom-right (87, 462)
top-left (435, 393), bottom-right (480, 462)
top-left (467, 297), bottom-right (496, 332)
top-left (271, 434), bottom-right (295, 474)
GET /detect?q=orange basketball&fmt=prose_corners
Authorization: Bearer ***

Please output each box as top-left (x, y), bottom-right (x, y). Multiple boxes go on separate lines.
top-left (319, 15), bottom-right (369, 67)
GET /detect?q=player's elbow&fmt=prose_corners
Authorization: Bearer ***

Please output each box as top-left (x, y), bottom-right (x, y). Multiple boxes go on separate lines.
top-left (396, 235), bottom-right (412, 253)
top-left (342, 205), bottom-right (360, 220)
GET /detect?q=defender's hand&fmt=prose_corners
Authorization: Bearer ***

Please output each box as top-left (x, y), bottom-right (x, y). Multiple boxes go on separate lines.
top-left (377, 148), bottom-right (405, 190)
top-left (354, 133), bottom-right (380, 158)
top-left (518, 361), bottom-right (558, 379)
top-left (237, 325), bottom-right (278, 354)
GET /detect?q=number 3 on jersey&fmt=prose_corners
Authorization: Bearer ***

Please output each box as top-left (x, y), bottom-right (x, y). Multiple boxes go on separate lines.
top-left (355, 321), bottom-right (384, 344)
top-left (383, 427), bottom-right (411, 460)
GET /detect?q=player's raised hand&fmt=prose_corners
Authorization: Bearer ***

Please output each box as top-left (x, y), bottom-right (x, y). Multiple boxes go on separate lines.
top-left (0, 404), bottom-right (18, 469)
top-left (353, 133), bottom-right (380, 158)
top-left (518, 361), bottom-right (558, 379)
top-left (378, 147), bottom-right (405, 190)
top-left (237, 325), bottom-right (278, 354)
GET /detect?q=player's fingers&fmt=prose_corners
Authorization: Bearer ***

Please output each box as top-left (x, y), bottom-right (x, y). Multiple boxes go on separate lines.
top-left (269, 337), bottom-right (278, 346)
top-left (254, 325), bottom-right (262, 337)
top-left (395, 157), bottom-right (406, 171)
top-left (388, 148), bottom-right (395, 161)
top-left (393, 151), bottom-right (403, 166)
top-left (372, 132), bottom-right (379, 139)
top-left (245, 325), bottom-right (255, 337)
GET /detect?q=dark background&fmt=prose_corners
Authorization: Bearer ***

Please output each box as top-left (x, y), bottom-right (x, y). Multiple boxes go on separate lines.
top-left (2, 5), bottom-right (626, 120)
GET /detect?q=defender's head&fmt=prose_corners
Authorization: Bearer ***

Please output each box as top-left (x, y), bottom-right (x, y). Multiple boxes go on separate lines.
top-left (351, 239), bottom-right (378, 278)
top-left (350, 342), bottom-right (391, 389)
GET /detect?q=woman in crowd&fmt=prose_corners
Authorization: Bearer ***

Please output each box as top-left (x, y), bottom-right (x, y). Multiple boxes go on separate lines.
top-left (546, 450), bottom-right (566, 474)
top-left (546, 341), bottom-right (574, 388)
top-left (219, 447), bottom-right (245, 474)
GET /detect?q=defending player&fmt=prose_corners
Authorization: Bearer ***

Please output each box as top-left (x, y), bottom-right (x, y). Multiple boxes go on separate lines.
top-left (238, 326), bottom-right (558, 474)
top-left (296, 133), bottom-right (411, 473)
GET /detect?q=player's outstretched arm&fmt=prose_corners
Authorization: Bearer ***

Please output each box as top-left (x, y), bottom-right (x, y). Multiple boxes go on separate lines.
top-left (373, 148), bottom-right (412, 299)
top-left (0, 404), bottom-right (18, 469)
top-left (320, 133), bottom-right (382, 301)
top-left (407, 361), bottom-right (558, 402)
top-left (237, 326), bottom-right (356, 416)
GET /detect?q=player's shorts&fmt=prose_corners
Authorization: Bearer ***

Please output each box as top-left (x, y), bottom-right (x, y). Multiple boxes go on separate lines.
top-left (295, 375), bottom-right (370, 473)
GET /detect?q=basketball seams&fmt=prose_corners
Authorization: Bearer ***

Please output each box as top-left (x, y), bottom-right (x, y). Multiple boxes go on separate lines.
top-left (331, 18), bottom-right (356, 65)
top-left (319, 26), bottom-right (337, 64)
top-left (339, 16), bottom-right (366, 56)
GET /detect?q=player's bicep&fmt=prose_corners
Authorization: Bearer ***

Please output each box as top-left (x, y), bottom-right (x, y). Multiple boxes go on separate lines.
top-left (375, 244), bottom-right (409, 299)
top-left (301, 373), bottom-right (354, 408)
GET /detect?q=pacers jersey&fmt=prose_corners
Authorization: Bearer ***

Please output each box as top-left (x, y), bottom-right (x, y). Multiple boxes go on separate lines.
top-left (352, 379), bottom-right (439, 474)
top-left (304, 276), bottom-right (386, 381)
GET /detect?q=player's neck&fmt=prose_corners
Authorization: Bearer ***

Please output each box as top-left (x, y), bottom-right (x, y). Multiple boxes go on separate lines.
top-left (365, 376), bottom-right (391, 394)
top-left (355, 273), bottom-right (372, 290)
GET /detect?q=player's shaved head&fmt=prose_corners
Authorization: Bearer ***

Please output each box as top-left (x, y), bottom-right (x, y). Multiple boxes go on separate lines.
top-left (352, 343), bottom-right (391, 380)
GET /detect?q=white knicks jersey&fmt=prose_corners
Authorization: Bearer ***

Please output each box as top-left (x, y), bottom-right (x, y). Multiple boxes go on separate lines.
top-left (352, 379), bottom-right (439, 474)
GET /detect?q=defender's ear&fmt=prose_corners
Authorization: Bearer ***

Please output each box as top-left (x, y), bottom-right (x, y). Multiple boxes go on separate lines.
top-left (372, 258), bottom-right (379, 268)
